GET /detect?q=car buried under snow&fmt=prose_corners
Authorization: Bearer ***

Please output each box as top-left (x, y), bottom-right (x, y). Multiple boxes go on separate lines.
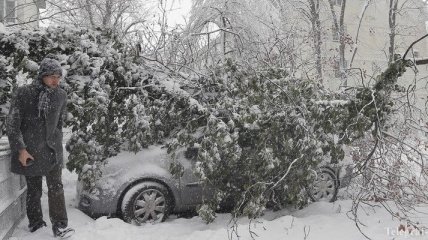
top-left (76, 145), bottom-right (345, 224)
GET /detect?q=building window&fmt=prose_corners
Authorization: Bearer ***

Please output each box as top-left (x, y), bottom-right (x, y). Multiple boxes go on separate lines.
top-left (335, 0), bottom-right (343, 6)
top-left (333, 30), bottom-right (339, 42)
top-left (334, 60), bottom-right (348, 78)
top-left (36, 0), bottom-right (46, 9)
top-left (0, 0), bottom-right (16, 23)
top-left (332, 24), bottom-right (347, 42)
top-left (0, 1), bottom-right (3, 22)
top-left (413, 50), bottom-right (419, 58)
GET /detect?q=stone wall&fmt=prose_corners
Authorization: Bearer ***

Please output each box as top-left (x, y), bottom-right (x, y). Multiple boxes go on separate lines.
top-left (0, 137), bottom-right (26, 240)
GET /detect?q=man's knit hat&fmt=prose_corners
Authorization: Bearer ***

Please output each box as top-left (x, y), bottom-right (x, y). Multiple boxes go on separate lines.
top-left (38, 57), bottom-right (63, 80)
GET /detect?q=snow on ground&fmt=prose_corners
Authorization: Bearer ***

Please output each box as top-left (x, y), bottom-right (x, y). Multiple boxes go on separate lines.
top-left (10, 169), bottom-right (428, 240)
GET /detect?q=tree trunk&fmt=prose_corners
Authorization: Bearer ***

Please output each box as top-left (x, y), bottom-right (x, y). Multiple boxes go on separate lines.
top-left (327, 0), bottom-right (339, 36)
top-left (309, 0), bottom-right (323, 82)
top-left (103, 0), bottom-right (113, 29)
top-left (388, 0), bottom-right (398, 64)
top-left (221, 0), bottom-right (229, 59)
top-left (84, 0), bottom-right (96, 29)
top-left (339, 0), bottom-right (347, 86)
top-left (327, 0), bottom-right (347, 86)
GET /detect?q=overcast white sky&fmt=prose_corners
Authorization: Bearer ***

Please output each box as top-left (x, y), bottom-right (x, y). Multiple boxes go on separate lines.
top-left (165, 0), bottom-right (192, 27)
top-left (40, 0), bottom-right (193, 29)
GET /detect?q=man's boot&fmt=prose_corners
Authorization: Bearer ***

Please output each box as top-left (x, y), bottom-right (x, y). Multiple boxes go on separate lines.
top-left (29, 220), bottom-right (47, 232)
top-left (52, 223), bottom-right (75, 239)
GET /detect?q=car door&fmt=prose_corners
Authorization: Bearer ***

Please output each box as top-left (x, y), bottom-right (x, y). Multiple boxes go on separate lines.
top-left (178, 149), bottom-right (213, 206)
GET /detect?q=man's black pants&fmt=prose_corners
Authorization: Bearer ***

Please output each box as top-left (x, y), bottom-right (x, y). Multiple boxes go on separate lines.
top-left (25, 165), bottom-right (68, 228)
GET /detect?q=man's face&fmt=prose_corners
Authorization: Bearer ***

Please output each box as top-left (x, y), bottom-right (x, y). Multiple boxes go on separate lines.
top-left (42, 75), bottom-right (61, 88)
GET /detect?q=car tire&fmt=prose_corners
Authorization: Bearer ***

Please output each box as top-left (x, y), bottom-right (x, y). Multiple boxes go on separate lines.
top-left (121, 181), bottom-right (171, 224)
top-left (307, 167), bottom-right (339, 202)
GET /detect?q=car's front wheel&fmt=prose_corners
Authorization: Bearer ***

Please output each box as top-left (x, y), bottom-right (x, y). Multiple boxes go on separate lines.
top-left (121, 181), bottom-right (171, 224)
top-left (307, 167), bottom-right (339, 202)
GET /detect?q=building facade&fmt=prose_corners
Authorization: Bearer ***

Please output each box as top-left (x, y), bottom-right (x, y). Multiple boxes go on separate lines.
top-left (0, 0), bottom-right (45, 28)
top-left (323, 0), bottom-right (428, 89)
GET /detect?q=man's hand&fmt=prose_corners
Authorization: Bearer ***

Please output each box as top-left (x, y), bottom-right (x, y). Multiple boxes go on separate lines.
top-left (18, 149), bottom-right (34, 167)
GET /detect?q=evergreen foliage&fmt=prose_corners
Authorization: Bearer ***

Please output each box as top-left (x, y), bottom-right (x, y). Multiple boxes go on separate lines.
top-left (168, 59), bottom-right (411, 222)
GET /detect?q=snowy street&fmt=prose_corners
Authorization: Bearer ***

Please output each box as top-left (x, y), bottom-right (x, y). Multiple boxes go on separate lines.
top-left (9, 169), bottom-right (428, 240)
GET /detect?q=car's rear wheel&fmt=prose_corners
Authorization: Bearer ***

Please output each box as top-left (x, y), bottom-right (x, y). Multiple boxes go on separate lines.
top-left (307, 167), bottom-right (338, 202)
top-left (121, 181), bottom-right (171, 224)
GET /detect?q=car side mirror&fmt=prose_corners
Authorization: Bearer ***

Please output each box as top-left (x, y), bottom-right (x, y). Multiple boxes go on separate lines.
top-left (184, 147), bottom-right (199, 162)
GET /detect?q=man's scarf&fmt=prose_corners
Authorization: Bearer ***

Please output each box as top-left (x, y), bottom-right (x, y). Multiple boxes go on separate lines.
top-left (33, 80), bottom-right (56, 118)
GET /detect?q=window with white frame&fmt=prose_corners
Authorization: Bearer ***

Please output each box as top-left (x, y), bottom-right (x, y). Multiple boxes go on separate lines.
top-left (0, 1), bottom-right (3, 22)
top-left (0, 0), bottom-right (16, 23)
top-left (413, 50), bottom-right (420, 58)
top-left (334, 60), bottom-right (348, 78)
top-left (332, 24), bottom-right (347, 42)
top-left (332, 28), bottom-right (339, 42)
top-left (36, 0), bottom-right (46, 9)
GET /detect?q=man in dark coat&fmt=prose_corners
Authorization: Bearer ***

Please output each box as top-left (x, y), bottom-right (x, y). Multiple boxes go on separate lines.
top-left (7, 57), bottom-right (74, 238)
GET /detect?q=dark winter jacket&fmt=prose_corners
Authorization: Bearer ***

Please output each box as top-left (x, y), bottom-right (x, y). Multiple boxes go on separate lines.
top-left (6, 83), bottom-right (67, 176)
